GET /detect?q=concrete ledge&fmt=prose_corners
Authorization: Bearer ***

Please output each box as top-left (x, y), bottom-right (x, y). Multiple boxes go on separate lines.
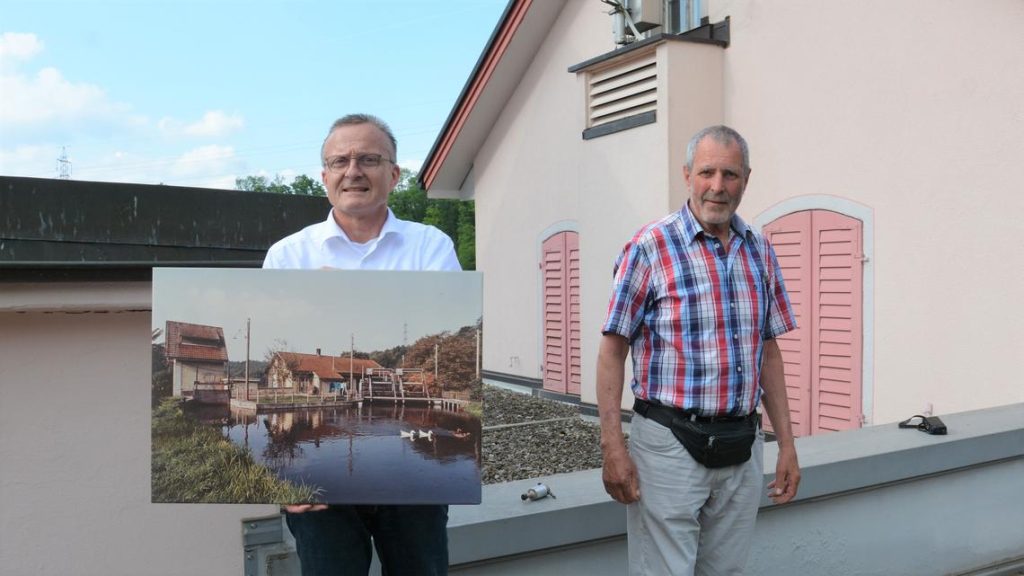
top-left (449, 469), bottom-right (621, 565)
top-left (447, 403), bottom-right (1024, 568)
top-left (0, 281), bottom-right (152, 312)
top-left (763, 402), bottom-right (1024, 506)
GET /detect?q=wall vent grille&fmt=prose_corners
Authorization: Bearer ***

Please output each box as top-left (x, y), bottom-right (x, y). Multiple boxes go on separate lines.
top-left (587, 54), bottom-right (657, 127)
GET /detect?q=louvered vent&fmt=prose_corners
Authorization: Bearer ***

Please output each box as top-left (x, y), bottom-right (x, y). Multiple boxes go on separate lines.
top-left (588, 54), bottom-right (657, 127)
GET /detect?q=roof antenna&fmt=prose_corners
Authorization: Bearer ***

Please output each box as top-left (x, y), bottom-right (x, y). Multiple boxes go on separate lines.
top-left (601, 0), bottom-right (643, 45)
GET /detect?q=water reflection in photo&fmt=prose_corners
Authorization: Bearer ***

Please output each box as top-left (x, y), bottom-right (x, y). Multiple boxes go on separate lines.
top-left (193, 403), bottom-right (481, 504)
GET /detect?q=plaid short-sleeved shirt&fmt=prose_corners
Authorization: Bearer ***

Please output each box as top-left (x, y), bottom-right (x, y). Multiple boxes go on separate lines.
top-left (602, 203), bottom-right (797, 416)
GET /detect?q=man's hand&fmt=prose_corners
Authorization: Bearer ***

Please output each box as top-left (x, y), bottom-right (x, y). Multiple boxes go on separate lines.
top-left (595, 334), bottom-right (637, 504)
top-left (283, 504), bottom-right (329, 514)
top-left (760, 338), bottom-right (800, 504)
top-left (766, 445), bottom-right (800, 504)
top-left (602, 445), bottom-right (640, 504)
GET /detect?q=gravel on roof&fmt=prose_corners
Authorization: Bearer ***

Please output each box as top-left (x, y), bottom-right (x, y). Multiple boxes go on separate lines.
top-left (481, 385), bottom-right (605, 485)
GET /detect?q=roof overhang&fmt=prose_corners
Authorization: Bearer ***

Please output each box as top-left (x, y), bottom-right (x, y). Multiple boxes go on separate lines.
top-left (419, 0), bottom-right (567, 199)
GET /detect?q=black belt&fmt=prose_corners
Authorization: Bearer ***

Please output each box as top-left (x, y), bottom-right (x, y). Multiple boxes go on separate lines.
top-left (633, 398), bottom-right (755, 426)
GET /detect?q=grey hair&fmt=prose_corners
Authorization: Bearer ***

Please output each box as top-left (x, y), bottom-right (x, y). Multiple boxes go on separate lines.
top-left (321, 114), bottom-right (397, 165)
top-left (685, 125), bottom-right (750, 175)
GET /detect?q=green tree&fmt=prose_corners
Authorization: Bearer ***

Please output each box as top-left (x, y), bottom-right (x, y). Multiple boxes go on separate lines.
top-left (388, 169), bottom-right (428, 222)
top-left (423, 199), bottom-right (460, 247)
top-left (235, 175), bottom-right (289, 194)
top-left (235, 174), bottom-right (325, 196)
top-left (456, 201), bottom-right (475, 270)
top-left (152, 341), bottom-right (172, 407)
top-left (369, 345), bottom-right (408, 368)
top-left (289, 174), bottom-right (326, 196)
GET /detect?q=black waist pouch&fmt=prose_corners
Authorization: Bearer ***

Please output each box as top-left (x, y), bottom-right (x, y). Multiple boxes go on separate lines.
top-left (634, 399), bottom-right (757, 468)
top-left (669, 415), bottom-right (757, 469)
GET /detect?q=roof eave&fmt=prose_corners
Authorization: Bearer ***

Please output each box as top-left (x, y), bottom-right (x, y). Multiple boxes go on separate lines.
top-left (419, 0), bottom-right (566, 197)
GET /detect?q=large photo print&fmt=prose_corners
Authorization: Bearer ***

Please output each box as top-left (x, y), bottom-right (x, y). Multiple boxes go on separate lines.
top-left (151, 268), bottom-right (482, 505)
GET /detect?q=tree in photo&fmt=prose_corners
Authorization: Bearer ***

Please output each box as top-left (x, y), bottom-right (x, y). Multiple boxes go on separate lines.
top-left (401, 319), bottom-right (481, 396)
top-left (152, 328), bottom-right (172, 406)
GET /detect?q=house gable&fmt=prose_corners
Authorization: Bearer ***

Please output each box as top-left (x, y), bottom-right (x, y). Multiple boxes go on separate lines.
top-left (165, 321), bottom-right (228, 363)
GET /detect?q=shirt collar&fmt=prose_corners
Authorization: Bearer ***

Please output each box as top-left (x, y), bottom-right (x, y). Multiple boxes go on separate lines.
top-left (678, 201), bottom-right (751, 244)
top-left (315, 207), bottom-right (404, 248)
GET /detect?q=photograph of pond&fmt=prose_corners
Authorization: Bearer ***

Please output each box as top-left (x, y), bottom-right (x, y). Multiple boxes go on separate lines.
top-left (151, 268), bottom-right (482, 505)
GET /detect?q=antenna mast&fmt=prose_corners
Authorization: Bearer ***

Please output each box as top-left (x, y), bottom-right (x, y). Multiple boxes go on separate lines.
top-left (56, 147), bottom-right (72, 179)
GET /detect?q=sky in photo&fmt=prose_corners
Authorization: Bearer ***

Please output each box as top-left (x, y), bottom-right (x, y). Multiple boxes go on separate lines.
top-left (152, 268), bottom-right (482, 361)
top-left (0, 0), bottom-right (507, 188)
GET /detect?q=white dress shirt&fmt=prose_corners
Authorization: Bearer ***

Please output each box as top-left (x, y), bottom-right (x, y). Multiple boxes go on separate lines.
top-left (263, 208), bottom-right (462, 271)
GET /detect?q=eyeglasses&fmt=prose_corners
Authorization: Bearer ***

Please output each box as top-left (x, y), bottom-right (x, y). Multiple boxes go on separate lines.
top-left (323, 154), bottom-right (393, 173)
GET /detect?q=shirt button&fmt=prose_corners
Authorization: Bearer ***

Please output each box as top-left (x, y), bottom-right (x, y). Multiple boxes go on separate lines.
top-left (733, 334), bottom-right (739, 340)
top-left (737, 366), bottom-right (743, 373)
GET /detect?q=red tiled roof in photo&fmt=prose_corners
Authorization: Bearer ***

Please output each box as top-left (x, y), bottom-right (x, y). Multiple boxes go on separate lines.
top-left (275, 352), bottom-right (381, 380)
top-left (165, 321), bottom-right (229, 362)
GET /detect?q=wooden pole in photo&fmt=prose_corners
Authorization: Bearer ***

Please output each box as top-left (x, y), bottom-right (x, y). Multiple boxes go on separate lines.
top-left (245, 317), bottom-right (251, 401)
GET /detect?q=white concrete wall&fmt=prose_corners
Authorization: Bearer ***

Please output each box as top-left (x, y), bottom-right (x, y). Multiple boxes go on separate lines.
top-left (709, 0), bottom-right (1024, 422)
top-left (0, 283), bottom-right (276, 575)
top-left (472, 0), bottom-right (609, 384)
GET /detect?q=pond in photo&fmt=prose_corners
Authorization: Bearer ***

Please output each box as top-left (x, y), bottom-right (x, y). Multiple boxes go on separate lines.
top-left (193, 402), bottom-right (482, 504)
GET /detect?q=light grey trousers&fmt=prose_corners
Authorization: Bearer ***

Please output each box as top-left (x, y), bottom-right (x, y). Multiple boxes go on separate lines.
top-left (627, 414), bottom-right (765, 576)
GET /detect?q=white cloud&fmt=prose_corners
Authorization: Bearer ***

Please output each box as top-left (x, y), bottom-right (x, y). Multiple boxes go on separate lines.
top-left (194, 174), bottom-right (239, 190)
top-left (398, 157), bottom-right (423, 173)
top-left (156, 116), bottom-right (182, 134)
top-left (156, 110), bottom-right (245, 138)
top-left (0, 67), bottom-right (128, 127)
top-left (0, 33), bottom-right (140, 134)
top-left (0, 144), bottom-right (54, 176)
top-left (0, 33), bottom-right (245, 189)
top-left (50, 145), bottom-right (243, 189)
top-left (0, 32), bottom-right (43, 65)
top-left (183, 110), bottom-right (244, 137)
top-left (167, 144), bottom-right (244, 188)
top-left (173, 144), bottom-right (237, 174)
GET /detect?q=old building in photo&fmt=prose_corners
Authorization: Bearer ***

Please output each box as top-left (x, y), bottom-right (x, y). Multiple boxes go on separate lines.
top-left (164, 320), bottom-right (228, 397)
top-left (266, 350), bottom-right (381, 396)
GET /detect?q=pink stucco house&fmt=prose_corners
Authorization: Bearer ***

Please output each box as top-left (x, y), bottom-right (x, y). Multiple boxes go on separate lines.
top-left (421, 0), bottom-right (1024, 434)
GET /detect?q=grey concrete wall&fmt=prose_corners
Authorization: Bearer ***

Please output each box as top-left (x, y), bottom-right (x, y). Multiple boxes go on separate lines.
top-left (0, 284), bottom-right (278, 576)
top-left (439, 404), bottom-right (1024, 575)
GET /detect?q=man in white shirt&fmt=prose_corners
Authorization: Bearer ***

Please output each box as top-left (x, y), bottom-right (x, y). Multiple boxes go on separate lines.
top-left (264, 114), bottom-right (459, 576)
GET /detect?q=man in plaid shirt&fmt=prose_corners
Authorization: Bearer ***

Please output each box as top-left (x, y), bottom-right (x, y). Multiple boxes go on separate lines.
top-left (596, 125), bottom-right (800, 575)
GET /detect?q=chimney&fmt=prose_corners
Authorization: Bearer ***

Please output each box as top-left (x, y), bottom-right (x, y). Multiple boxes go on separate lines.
top-left (316, 348), bottom-right (321, 356)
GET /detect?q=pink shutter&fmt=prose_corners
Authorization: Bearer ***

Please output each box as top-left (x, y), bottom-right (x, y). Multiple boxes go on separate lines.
top-left (763, 210), bottom-right (864, 436)
top-left (541, 232), bottom-right (582, 395)
top-left (542, 234), bottom-right (567, 393)
top-left (764, 212), bottom-right (812, 437)
top-left (566, 233), bottom-right (582, 394)
top-left (811, 211), bottom-right (863, 433)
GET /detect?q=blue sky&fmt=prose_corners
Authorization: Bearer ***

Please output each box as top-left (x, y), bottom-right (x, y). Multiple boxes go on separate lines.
top-left (0, 0), bottom-right (507, 189)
